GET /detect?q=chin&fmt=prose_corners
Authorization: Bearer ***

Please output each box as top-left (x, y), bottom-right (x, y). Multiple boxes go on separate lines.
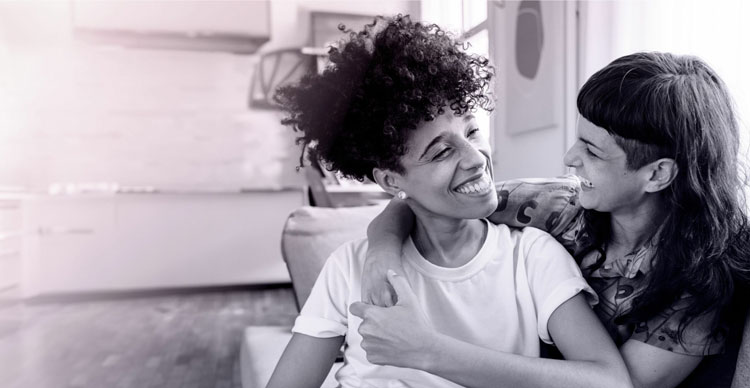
top-left (472, 198), bottom-right (499, 219)
top-left (578, 197), bottom-right (607, 212)
top-left (578, 191), bottom-right (596, 210)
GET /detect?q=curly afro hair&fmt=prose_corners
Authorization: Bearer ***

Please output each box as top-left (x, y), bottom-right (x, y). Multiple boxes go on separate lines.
top-left (275, 14), bottom-right (494, 181)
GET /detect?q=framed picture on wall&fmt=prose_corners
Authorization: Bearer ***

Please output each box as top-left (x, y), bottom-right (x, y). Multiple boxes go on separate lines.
top-left (503, 0), bottom-right (564, 135)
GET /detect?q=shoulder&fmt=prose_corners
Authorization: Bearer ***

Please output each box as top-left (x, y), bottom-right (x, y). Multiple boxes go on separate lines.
top-left (499, 223), bottom-right (546, 238)
top-left (517, 225), bottom-right (554, 239)
top-left (329, 237), bottom-right (369, 257)
top-left (516, 227), bottom-right (582, 279)
top-left (324, 238), bottom-right (370, 275)
top-left (499, 226), bottom-right (576, 266)
top-left (509, 226), bottom-right (563, 250)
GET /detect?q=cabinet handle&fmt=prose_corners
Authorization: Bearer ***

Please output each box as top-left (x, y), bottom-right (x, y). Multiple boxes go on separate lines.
top-left (0, 231), bottom-right (22, 241)
top-left (37, 227), bottom-right (95, 236)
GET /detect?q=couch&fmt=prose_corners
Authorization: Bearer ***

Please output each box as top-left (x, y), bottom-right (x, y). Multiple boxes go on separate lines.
top-left (240, 204), bottom-right (385, 388)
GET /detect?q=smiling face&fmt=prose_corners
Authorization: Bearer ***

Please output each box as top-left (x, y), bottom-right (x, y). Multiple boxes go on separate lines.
top-left (563, 117), bottom-right (649, 213)
top-left (385, 112), bottom-right (498, 220)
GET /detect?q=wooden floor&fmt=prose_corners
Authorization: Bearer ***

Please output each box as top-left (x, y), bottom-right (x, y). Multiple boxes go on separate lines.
top-left (0, 287), bottom-right (298, 388)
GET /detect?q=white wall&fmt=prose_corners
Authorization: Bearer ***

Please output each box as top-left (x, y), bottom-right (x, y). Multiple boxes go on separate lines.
top-left (487, 0), bottom-right (750, 182)
top-left (488, 0), bottom-right (577, 180)
top-left (579, 0), bottom-right (750, 162)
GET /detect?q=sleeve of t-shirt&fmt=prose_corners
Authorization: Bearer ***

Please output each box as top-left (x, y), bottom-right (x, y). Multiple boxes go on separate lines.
top-left (523, 228), bottom-right (599, 344)
top-left (488, 175), bottom-right (586, 255)
top-left (291, 244), bottom-right (352, 338)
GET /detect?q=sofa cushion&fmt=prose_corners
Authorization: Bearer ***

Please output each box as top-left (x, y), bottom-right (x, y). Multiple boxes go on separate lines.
top-left (282, 204), bottom-right (385, 309)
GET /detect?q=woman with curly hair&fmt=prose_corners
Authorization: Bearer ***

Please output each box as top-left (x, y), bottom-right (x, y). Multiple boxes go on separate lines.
top-left (362, 51), bottom-right (750, 387)
top-left (267, 15), bottom-right (632, 388)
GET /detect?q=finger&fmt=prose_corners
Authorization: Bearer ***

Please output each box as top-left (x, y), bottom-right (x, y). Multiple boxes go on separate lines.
top-left (382, 289), bottom-right (396, 307)
top-left (386, 280), bottom-right (397, 306)
top-left (371, 285), bottom-right (395, 307)
top-left (361, 279), bottom-right (376, 304)
top-left (370, 290), bottom-right (385, 308)
top-left (374, 289), bottom-right (390, 308)
top-left (386, 270), bottom-right (417, 306)
top-left (349, 301), bottom-right (372, 319)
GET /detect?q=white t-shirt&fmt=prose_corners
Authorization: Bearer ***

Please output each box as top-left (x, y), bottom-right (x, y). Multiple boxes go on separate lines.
top-left (293, 221), bottom-right (597, 388)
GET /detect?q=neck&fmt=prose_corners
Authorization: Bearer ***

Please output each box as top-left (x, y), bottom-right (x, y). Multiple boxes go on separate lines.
top-left (410, 211), bottom-right (486, 268)
top-left (608, 194), bottom-right (667, 252)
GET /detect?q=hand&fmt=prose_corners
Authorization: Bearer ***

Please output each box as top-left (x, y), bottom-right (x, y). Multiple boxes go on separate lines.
top-left (350, 270), bottom-right (437, 369)
top-left (361, 249), bottom-right (402, 307)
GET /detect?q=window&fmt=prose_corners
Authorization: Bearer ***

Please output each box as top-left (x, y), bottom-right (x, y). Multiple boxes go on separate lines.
top-left (422, 0), bottom-right (491, 141)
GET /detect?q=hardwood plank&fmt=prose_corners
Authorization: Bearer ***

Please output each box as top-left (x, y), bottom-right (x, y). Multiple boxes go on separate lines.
top-left (0, 287), bottom-right (296, 388)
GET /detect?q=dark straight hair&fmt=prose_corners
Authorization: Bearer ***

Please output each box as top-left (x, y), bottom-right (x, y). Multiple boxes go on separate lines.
top-left (577, 52), bottom-right (750, 342)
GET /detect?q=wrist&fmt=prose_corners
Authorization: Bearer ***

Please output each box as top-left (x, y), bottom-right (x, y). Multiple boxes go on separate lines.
top-left (415, 331), bottom-right (446, 372)
top-left (366, 246), bottom-right (391, 257)
top-left (366, 246), bottom-right (402, 264)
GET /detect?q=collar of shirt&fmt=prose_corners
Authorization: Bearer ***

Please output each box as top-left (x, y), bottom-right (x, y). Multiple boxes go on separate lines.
top-left (581, 236), bottom-right (657, 279)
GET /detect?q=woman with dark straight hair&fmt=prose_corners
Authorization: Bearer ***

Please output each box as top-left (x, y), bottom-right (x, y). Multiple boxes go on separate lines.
top-left (361, 52), bottom-right (750, 388)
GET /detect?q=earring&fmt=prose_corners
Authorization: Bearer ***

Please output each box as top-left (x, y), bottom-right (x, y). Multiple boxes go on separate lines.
top-left (397, 191), bottom-right (408, 200)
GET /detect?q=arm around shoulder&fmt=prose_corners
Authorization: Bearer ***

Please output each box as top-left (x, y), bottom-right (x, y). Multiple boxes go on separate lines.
top-left (362, 199), bottom-right (414, 306)
top-left (488, 176), bottom-right (582, 237)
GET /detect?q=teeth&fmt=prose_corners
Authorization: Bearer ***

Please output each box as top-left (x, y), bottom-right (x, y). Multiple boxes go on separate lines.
top-left (578, 176), bottom-right (594, 188)
top-left (455, 174), bottom-right (491, 194)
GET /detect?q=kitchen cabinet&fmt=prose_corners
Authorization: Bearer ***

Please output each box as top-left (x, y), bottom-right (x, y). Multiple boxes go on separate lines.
top-left (21, 190), bottom-right (300, 298)
top-left (72, 0), bottom-right (271, 54)
top-left (0, 197), bottom-right (23, 294)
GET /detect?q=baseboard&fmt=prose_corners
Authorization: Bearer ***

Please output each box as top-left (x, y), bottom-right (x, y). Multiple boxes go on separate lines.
top-left (25, 282), bottom-right (293, 304)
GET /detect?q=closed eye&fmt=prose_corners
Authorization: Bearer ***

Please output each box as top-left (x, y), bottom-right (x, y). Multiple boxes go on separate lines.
top-left (433, 148), bottom-right (452, 160)
top-left (467, 128), bottom-right (480, 137)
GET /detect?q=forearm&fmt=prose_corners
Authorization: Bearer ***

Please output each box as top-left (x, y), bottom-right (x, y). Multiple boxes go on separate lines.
top-left (361, 199), bottom-right (415, 306)
top-left (266, 334), bottom-right (343, 388)
top-left (364, 198), bottom-right (413, 278)
top-left (366, 198), bottom-right (414, 252)
top-left (487, 176), bottom-right (582, 236)
top-left (422, 334), bottom-right (631, 388)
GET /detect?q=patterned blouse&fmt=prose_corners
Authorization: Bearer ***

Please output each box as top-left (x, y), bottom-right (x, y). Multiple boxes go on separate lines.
top-left (489, 175), bottom-right (725, 356)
